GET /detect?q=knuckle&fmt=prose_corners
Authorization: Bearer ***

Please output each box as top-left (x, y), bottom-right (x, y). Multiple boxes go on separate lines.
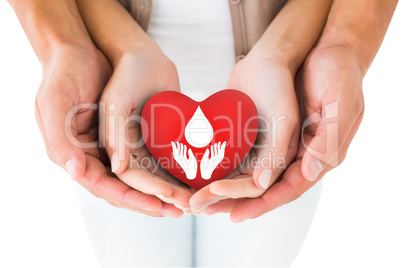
top-left (106, 200), bottom-right (120, 208)
top-left (289, 191), bottom-right (302, 203)
top-left (45, 148), bottom-right (57, 164)
top-left (87, 186), bottom-right (102, 199)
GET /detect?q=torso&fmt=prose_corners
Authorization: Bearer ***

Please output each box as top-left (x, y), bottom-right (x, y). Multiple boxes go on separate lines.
top-left (147, 0), bottom-right (235, 101)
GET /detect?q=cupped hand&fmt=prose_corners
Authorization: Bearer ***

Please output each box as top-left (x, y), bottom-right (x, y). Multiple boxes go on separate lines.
top-left (189, 54), bottom-right (300, 214)
top-left (35, 44), bottom-right (180, 217)
top-left (100, 44), bottom-right (193, 214)
top-left (210, 45), bottom-right (365, 222)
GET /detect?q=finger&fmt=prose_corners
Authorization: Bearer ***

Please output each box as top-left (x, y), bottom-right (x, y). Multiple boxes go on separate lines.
top-left (101, 90), bottom-right (132, 175)
top-left (209, 175), bottom-right (266, 199)
top-left (36, 95), bottom-right (86, 180)
top-left (161, 203), bottom-right (184, 218)
top-left (171, 141), bottom-right (177, 155)
top-left (228, 110), bottom-right (364, 222)
top-left (189, 167), bottom-right (242, 212)
top-left (189, 184), bottom-right (225, 213)
top-left (153, 169), bottom-right (193, 212)
top-left (76, 154), bottom-right (163, 212)
top-left (189, 171), bottom-right (245, 212)
top-left (230, 160), bottom-right (318, 223)
top-left (228, 112), bottom-right (364, 222)
top-left (301, 101), bottom-right (363, 181)
top-left (117, 154), bottom-right (175, 198)
top-left (221, 141), bottom-right (227, 150)
top-left (203, 148), bottom-right (210, 159)
top-left (204, 199), bottom-right (239, 215)
top-left (188, 148), bottom-right (194, 158)
top-left (252, 112), bottom-right (299, 190)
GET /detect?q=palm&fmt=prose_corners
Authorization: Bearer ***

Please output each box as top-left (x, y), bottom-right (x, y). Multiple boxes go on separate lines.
top-left (100, 49), bottom-right (193, 209)
top-left (295, 47), bottom-right (364, 171)
top-left (229, 59), bottom-right (300, 186)
top-left (36, 45), bottom-right (186, 216)
top-left (189, 58), bottom-right (300, 213)
top-left (216, 47), bottom-right (365, 222)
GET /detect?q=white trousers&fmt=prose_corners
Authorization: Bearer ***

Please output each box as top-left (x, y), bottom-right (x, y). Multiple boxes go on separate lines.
top-left (74, 180), bottom-right (322, 267)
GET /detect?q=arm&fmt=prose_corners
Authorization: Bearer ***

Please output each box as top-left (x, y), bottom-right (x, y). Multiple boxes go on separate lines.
top-left (75, 0), bottom-right (156, 66)
top-left (75, 0), bottom-right (192, 213)
top-left (221, 0), bottom-right (399, 222)
top-left (8, 0), bottom-right (175, 216)
top-left (249, 0), bottom-right (334, 76)
top-left (8, 0), bottom-right (94, 64)
top-left (318, 0), bottom-right (399, 75)
top-left (190, 0), bottom-right (334, 215)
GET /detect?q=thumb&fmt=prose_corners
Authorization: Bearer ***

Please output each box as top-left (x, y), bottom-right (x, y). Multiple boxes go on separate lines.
top-left (300, 122), bottom-right (339, 182)
top-left (188, 148), bottom-right (195, 159)
top-left (100, 94), bottom-right (133, 175)
top-left (300, 100), bottom-right (355, 181)
top-left (252, 117), bottom-right (299, 190)
top-left (37, 97), bottom-right (86, 180)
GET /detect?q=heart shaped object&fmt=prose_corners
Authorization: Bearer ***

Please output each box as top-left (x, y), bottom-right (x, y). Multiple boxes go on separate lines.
top-left (141, 89), bottom-right (258, 190)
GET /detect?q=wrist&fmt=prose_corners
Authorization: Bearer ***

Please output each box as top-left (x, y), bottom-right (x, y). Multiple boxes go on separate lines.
top-left (108, 37), bottom-right (160, 67)
top-left (247, 43), bottom-right (298, 77)
top-left (317, 27), bottom-right (369, 76)
top-left (12, 0), bottom-right (93, 65)
top-left (111, 38), bottom-right (162, 67)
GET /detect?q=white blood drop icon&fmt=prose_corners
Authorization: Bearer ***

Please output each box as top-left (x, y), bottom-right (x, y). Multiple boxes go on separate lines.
top-left (171, 106), bottom-right (227, 180)
top-left (184, 106), bottom-right (213, 148)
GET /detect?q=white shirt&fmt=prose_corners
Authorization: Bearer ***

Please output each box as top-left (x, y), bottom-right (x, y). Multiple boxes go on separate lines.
top-left (148, 0), bottom-right (236, 101)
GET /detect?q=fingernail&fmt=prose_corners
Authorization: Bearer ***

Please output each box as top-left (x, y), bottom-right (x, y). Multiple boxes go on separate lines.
top-left (193, 207), bottom-right (206, 215)
top-left (209, 185), bottom-right (226, 196)
top-left (258, 168), bottom-right (272, 189)
top-left (309, 160), bottom-right (323, 181)
top-left (231, 216), bottom-right (248, 223)
top-left (174, 203), bottom-right (190, 211)
top-left (162, 210), bottom-right (179, 218)
top-left (156, 194), bottom-right (172, 203)
top-left (66, 159), bottom-right (77, 178)
top-left (193, 210), bottom-right (204, 216)
top-left (204, 210), bottom-right (219, 216)
top-left (111, 151), bottom-right (120, 173)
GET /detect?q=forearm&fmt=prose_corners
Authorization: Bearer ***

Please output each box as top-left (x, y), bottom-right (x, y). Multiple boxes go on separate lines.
top-left (8, 0), bottom-right (93, 65)
top-left (249, 0), bottom-right (333, 75)
top-left (317, 0), bottom-right (398, 75)
top-left (75, 0), bottom-right (156, 67)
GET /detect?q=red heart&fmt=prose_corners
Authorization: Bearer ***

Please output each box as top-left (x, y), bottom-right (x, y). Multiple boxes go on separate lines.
top-left (141, 89), bottom-right (258, 190)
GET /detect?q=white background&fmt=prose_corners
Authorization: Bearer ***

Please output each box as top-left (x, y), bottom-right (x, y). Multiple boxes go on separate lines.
top-left (0, 1), bottom-right (401, 267)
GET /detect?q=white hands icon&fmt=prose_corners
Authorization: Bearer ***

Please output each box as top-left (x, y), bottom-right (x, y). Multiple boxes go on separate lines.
top-left (200, 141), bottom-right (227, 180)
top-left (171, 141), bottom-right (227, 180)
top-left (171, 141), bottom-right (197, 180)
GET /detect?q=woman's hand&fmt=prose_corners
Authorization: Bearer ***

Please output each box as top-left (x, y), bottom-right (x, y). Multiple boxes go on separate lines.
top-left (74, 0), bottom-right (193, 214)
top-left (189, 0), bottom-right (333, 216)
top-left (189, 54), bottom-right (300, 214)
top-left (100, 44), bottom-right (193, 215)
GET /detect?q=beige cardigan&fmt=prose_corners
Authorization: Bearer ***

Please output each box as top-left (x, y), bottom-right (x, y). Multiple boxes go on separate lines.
top-left (118, 0), bottom-right (287, 62)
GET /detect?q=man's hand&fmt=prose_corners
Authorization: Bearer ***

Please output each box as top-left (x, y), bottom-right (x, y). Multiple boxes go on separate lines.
top-left (205, 45), bottom-right (365, 222)
top-left (35, 44), bottom-right (182, 217)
